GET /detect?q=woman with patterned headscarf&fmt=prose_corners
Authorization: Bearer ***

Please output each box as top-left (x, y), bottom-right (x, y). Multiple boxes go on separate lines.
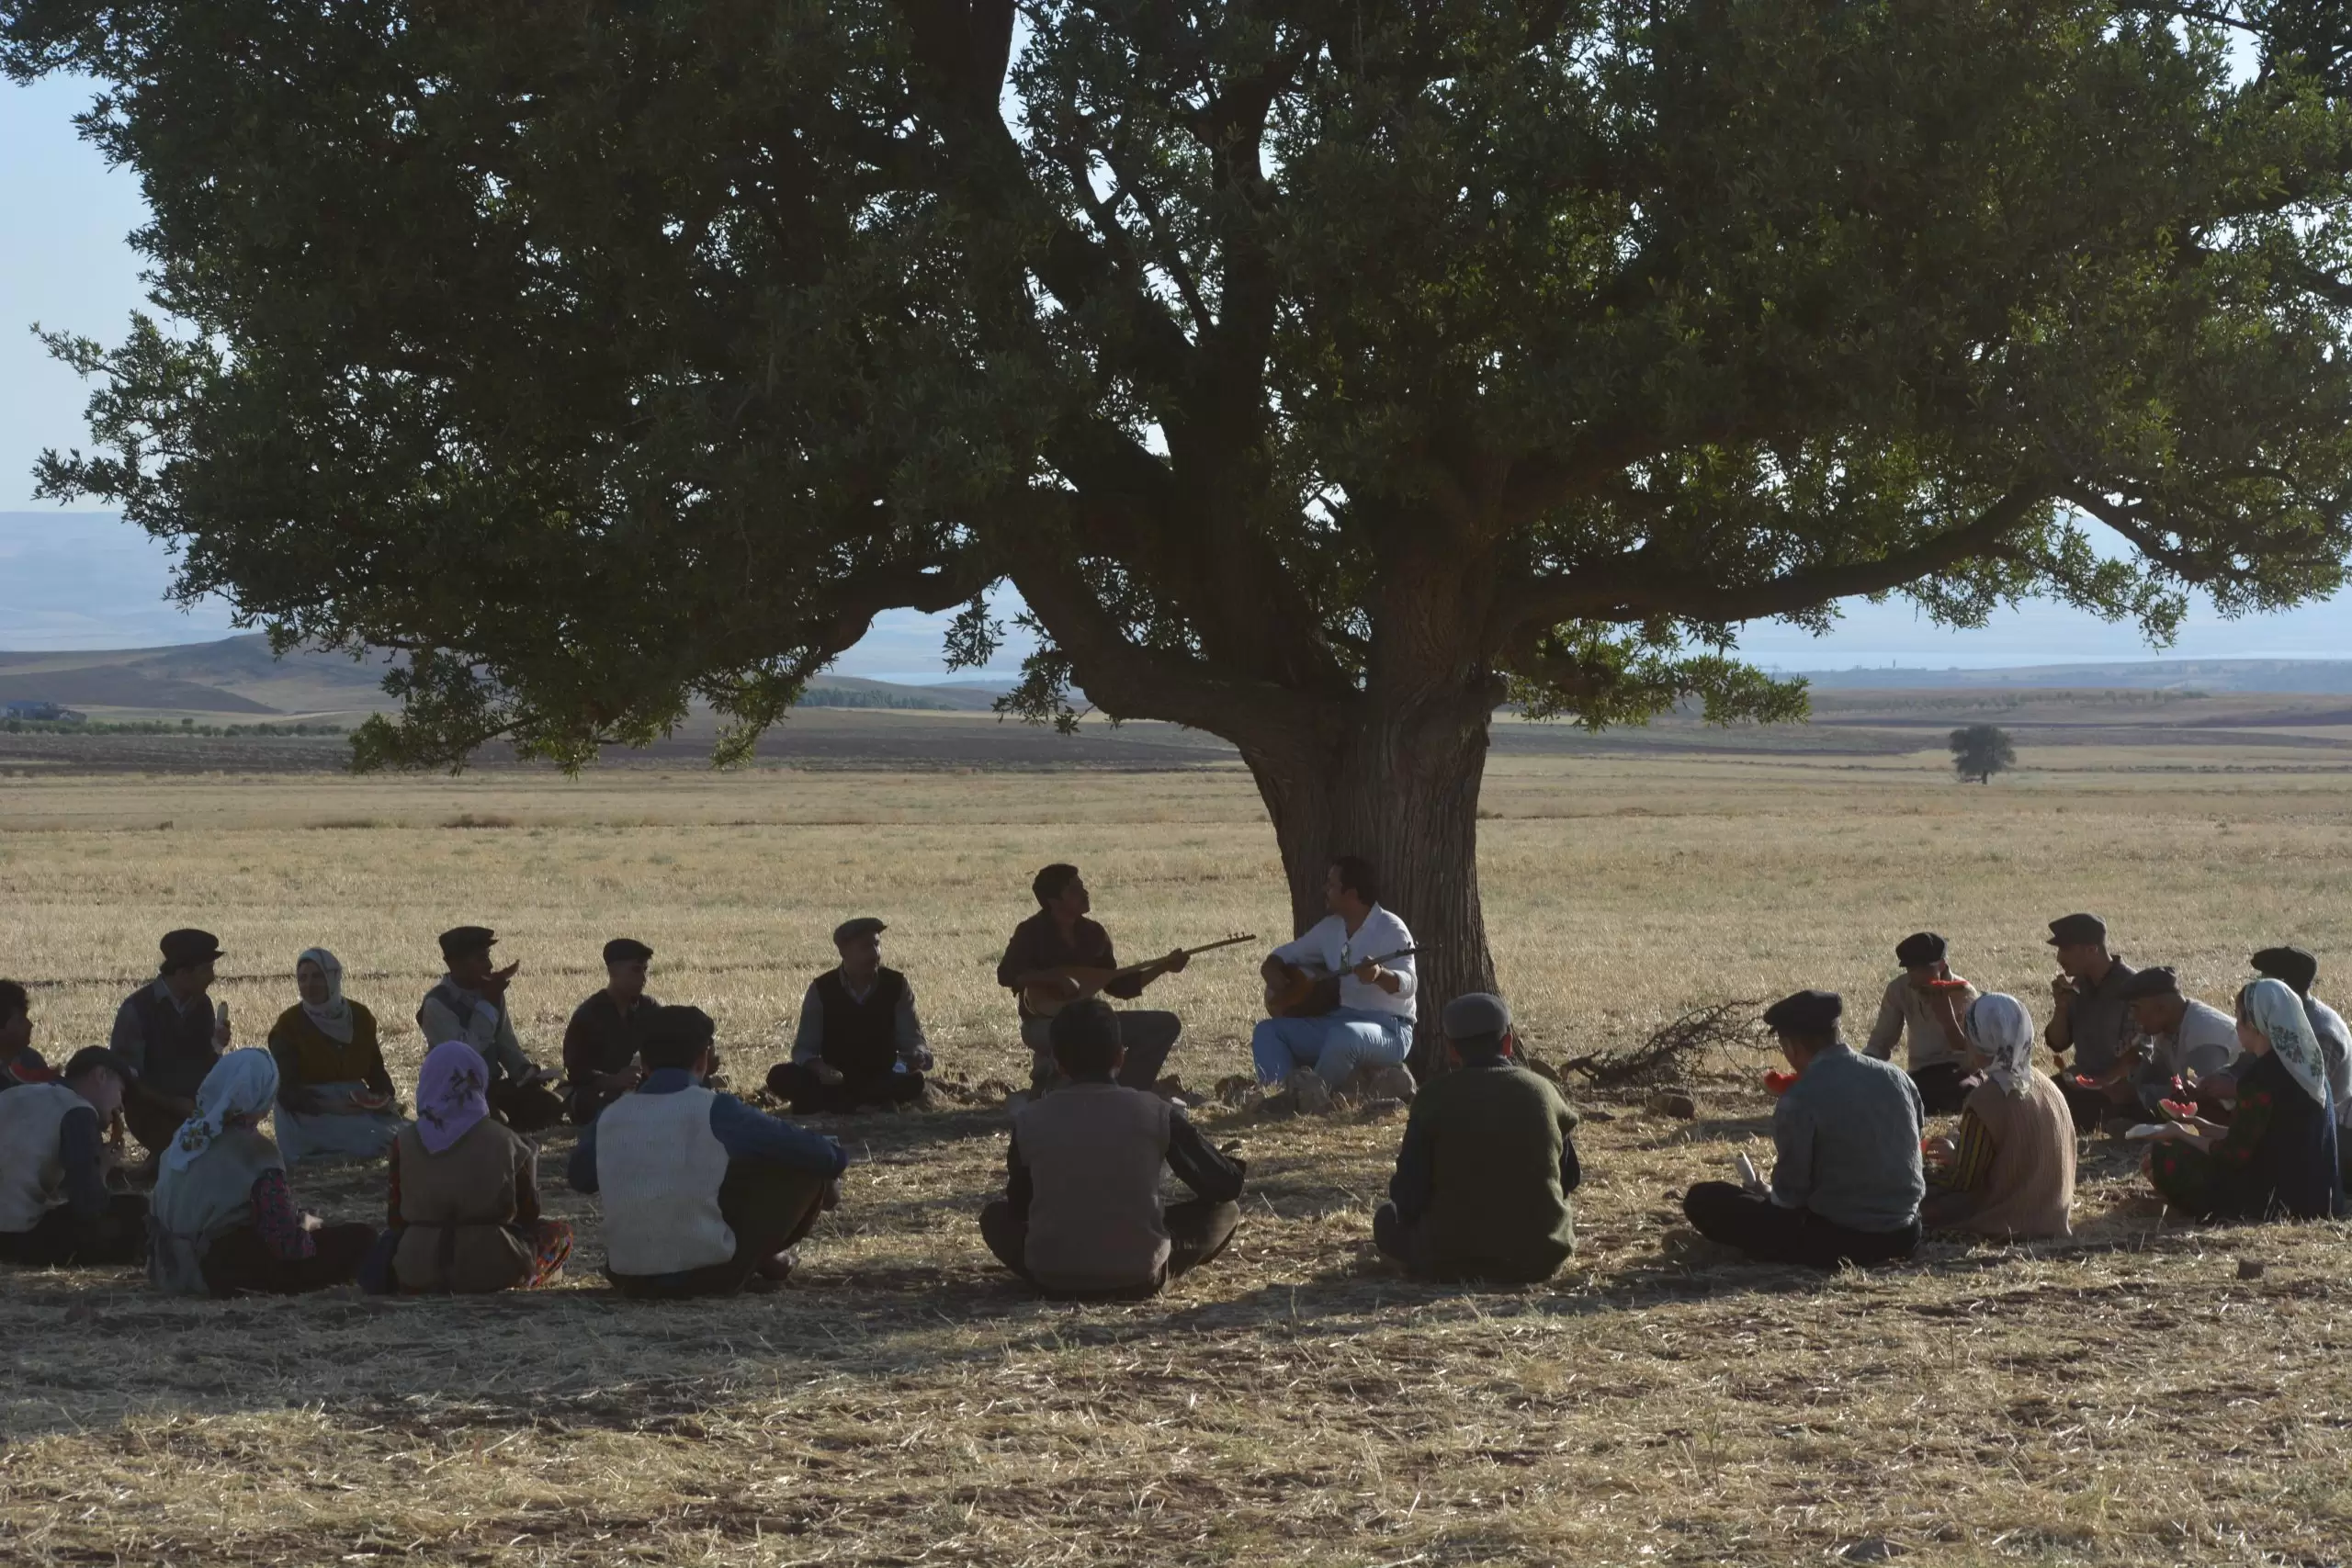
top-left (2146, 978), bottom-right (2342, 1222)
top-left (1919, 994), bottom-right (2076, 1239)
top-left (148, 1048), bottom-right (378, 1295)
top-left (373, 1041), bottom-right (572, 1294)
top-left (267, 948), bottom-right (406, 1164)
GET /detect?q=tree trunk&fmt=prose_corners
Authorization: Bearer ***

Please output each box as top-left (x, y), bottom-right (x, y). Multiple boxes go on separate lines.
top-left (1236, 686), bottom-right (1498, 1077)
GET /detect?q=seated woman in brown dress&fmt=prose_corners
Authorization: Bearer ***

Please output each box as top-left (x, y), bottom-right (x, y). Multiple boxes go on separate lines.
top-left (379, 1041), bottom-right (571, 1293)
top-left (1920, 993), bottom-right (2076, 1240)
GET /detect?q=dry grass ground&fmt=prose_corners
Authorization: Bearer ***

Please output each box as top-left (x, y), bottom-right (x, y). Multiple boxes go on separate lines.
top-left (3, 751), bottom-right (2351, 1565)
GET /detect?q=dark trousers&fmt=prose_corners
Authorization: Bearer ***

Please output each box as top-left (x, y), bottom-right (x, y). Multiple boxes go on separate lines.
top-left (765, 1062), bottom-right (927, 1115)
top-left (0, 1194), bottom-right (149, 1267)
top-left (978, 1196), bottom-right (1240, 1299)
top-left (1683, 1182), bottom-right (1919, 1269)
top-left (1909, 1063), bottom-right (1979, 1117)
top-left (1371, 1201), bottom-right (1566, 1285)
top-left (199, 1222), bottom-right (378, 1297)
top-left (610, 1160), bottom-right (831, 1301)
top-left (489, 1080), bottom-right (566, 1134)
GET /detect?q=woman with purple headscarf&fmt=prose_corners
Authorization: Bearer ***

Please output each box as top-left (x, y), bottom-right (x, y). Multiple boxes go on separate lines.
top-left (379, 1041), bottom-right (571, 1292)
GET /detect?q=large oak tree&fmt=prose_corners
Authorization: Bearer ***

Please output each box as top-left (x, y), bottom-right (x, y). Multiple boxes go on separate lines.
top-left (10, 1), bottom-right (2352, 1048)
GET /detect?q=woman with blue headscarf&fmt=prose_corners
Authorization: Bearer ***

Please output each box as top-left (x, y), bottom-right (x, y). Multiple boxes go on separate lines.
top-left (2146, 978), bottom-right (2341, 1222)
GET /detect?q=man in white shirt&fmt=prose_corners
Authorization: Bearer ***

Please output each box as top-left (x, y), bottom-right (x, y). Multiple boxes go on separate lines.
top-left (1252, 856), bottom-right (1418, 1114)
top-left (1860, 931), bottom-right (1981, 1113)
top-left (2118, 966), bottom-right (2238, 1115)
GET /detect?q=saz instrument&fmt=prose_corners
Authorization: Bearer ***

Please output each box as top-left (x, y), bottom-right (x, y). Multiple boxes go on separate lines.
top-left (1263, 945), bottom-right (1424, 1020)
top-left (1020, 932), bottom-right (1257, 1019)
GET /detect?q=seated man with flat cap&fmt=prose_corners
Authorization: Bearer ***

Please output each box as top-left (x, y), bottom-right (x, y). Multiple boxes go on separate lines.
top-left (571, 1005), bottom-right (847, 1298)
top-left (2111, 966), bottom-right (2237, 1116)
top-left (0, 1048), bottom-right (149, 1267)
top-left (1683, 990), bottom-right (1924, 1269)
top-left (2042, 912), bottom-right (2142, 1131)
top-left (110, 929), bottom-right (232, 1155)
top-left (1374, 993), bottom-right (1582, 1284)
top-left (1861, 932), bottom-right (1981, 1115)
top-left (765, 918), bottom-right (933, 1115)
top-left (418, 926), bottom-right (563, 1134)
top-left (561, 938), bottom-right (662, 1125)
top-left (981, 999), bottom-right (1245, 1299)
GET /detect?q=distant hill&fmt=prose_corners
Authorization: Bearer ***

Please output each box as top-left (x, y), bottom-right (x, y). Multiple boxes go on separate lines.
top-left (1791, 659), bottom-right (2352, 694)
top-left (0, 633), bottom-right (1012, 719)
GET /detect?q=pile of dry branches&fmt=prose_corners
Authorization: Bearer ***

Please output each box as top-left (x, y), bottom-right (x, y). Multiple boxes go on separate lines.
top-left (1536, 998), bottom-right (1765, 1092)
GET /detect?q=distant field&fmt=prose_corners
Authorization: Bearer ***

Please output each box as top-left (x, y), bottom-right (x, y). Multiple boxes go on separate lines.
top-left (2, 757), bottom-right (2350, 1564)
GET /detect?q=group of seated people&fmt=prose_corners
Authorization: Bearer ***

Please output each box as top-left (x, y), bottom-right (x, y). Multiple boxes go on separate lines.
top-left (1686, 917), bottom-right (2346, 1269)
top-left (0, 884), bottom-right (2343, 1295)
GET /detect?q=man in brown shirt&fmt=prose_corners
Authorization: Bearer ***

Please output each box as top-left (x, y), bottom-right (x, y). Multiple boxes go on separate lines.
top-left (996, 863), bottom-right (1187, 1093)
top-left (979, 999), bottom-right (1244, 1298)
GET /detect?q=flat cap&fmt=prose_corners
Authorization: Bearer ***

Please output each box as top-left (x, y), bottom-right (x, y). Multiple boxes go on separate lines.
top-left (158, 929), bottom-right (223, 972)
top-left (1762, 989), bottom-right (1844, 1037)
top-left (2045, 913), bottom-right (2108, 947)
top-left (2118, 965), bottom-right (2182, 1002)
top-left (436, 925), bottom-right (498, 961)
top-left (1894, 931), bottom-right (1948, 969)
top-left (832, 917), bottom-right (888, 946)
top-left (603, 937), bottom-right (654, 966)
top-left (2251, 945), bottom-right (2320, 995)
top-left (1441, 991), bottom-right (1512, 1040)
top-left (62, 1046), bottom-right (138, 1084)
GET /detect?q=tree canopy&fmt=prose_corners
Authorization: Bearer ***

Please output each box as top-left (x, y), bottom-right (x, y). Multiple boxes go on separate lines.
top-left (11, 0), bottom-right (2352, 1026)
top-left (1948, 723), bottom-right (2018, 784)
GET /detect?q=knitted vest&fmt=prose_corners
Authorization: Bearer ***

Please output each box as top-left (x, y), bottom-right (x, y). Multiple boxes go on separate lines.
top-left (595, 1087), bottom-right (735, 1276)
top-left (814, 967), bottom-right (908, 1078)
top-left (1012, 1082), bottom-right (1173, 1292)
top-left (0, 1084), bottom-right (84, 1232)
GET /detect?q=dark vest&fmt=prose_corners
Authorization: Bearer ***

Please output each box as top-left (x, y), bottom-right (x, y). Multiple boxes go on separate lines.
top-left (815, 968), bottom-right (908, 1079)
top-left (128, 984), bottom-right (220, 1100)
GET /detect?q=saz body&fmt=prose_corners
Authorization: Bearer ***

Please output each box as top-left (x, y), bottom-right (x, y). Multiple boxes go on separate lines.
top-left (1263, 946), bottom-right (1422, 1020)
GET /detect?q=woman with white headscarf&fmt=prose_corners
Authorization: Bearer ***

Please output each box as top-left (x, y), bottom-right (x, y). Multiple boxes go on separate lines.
top-left (147, 1048), bottom-right (378, 1295)
top-left (266, 948), bottom-right (405, 1164)
top-left (1919, 994), bottom-right (2077, 1239)
top-left (2146, 978), bottom-right (2342, 1222)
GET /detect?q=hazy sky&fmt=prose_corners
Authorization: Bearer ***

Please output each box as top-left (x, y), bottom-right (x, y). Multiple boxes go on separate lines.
top-left (6, 74), bottom-right (2346, 678)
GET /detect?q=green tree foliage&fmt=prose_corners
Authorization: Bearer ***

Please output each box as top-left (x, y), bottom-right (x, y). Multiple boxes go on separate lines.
top-left (1949, 723), bottom-right (2018, 784)
top-left (10, 1), bottom-right (2352, 1022)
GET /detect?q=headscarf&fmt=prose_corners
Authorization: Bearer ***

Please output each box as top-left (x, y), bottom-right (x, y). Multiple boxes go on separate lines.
top-left (1962, 992), bottom-right (2036, 1099)
top-left (164, 1048), bottom-right (279, 1173)
top-left (414, 1040), bottom-right (491, 1155)
top-left (2241, 976), bottom-right (2331, 1111)
top-left (297, 947), bottom-right (354, 1044)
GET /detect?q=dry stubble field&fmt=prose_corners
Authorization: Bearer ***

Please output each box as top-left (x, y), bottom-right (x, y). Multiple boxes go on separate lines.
top-left (3, 749), bottom-right (2351, 1566)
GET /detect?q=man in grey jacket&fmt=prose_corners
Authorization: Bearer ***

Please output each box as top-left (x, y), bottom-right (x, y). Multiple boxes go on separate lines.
top-left (418, 927), bottom-right (563, 1133)
top-left (1683, 989), bottom-right (1925, 1268)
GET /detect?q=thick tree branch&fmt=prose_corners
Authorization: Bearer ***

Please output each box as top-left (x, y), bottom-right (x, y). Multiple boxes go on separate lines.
top-left (1503, 489), bottom-right (2043, 636)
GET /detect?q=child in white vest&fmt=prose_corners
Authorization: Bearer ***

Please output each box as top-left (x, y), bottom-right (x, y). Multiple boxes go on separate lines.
top-left (569, 1005), bottom-right (845, 1297)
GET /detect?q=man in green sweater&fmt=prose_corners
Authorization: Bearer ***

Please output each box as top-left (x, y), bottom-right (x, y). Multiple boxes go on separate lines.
top-left (1373, 992), bottom-right (1581, 1283)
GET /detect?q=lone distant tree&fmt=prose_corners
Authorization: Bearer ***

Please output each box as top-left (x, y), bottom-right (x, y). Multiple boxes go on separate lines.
top-left (11, 3), bottom-right (2352, 1042)
top-left (1950, 726), bottom-right (2018, 785)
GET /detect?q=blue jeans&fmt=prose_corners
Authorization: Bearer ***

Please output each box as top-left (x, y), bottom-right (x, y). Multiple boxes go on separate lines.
top-left (1251, 1008), bottom-right (1411, 1088)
